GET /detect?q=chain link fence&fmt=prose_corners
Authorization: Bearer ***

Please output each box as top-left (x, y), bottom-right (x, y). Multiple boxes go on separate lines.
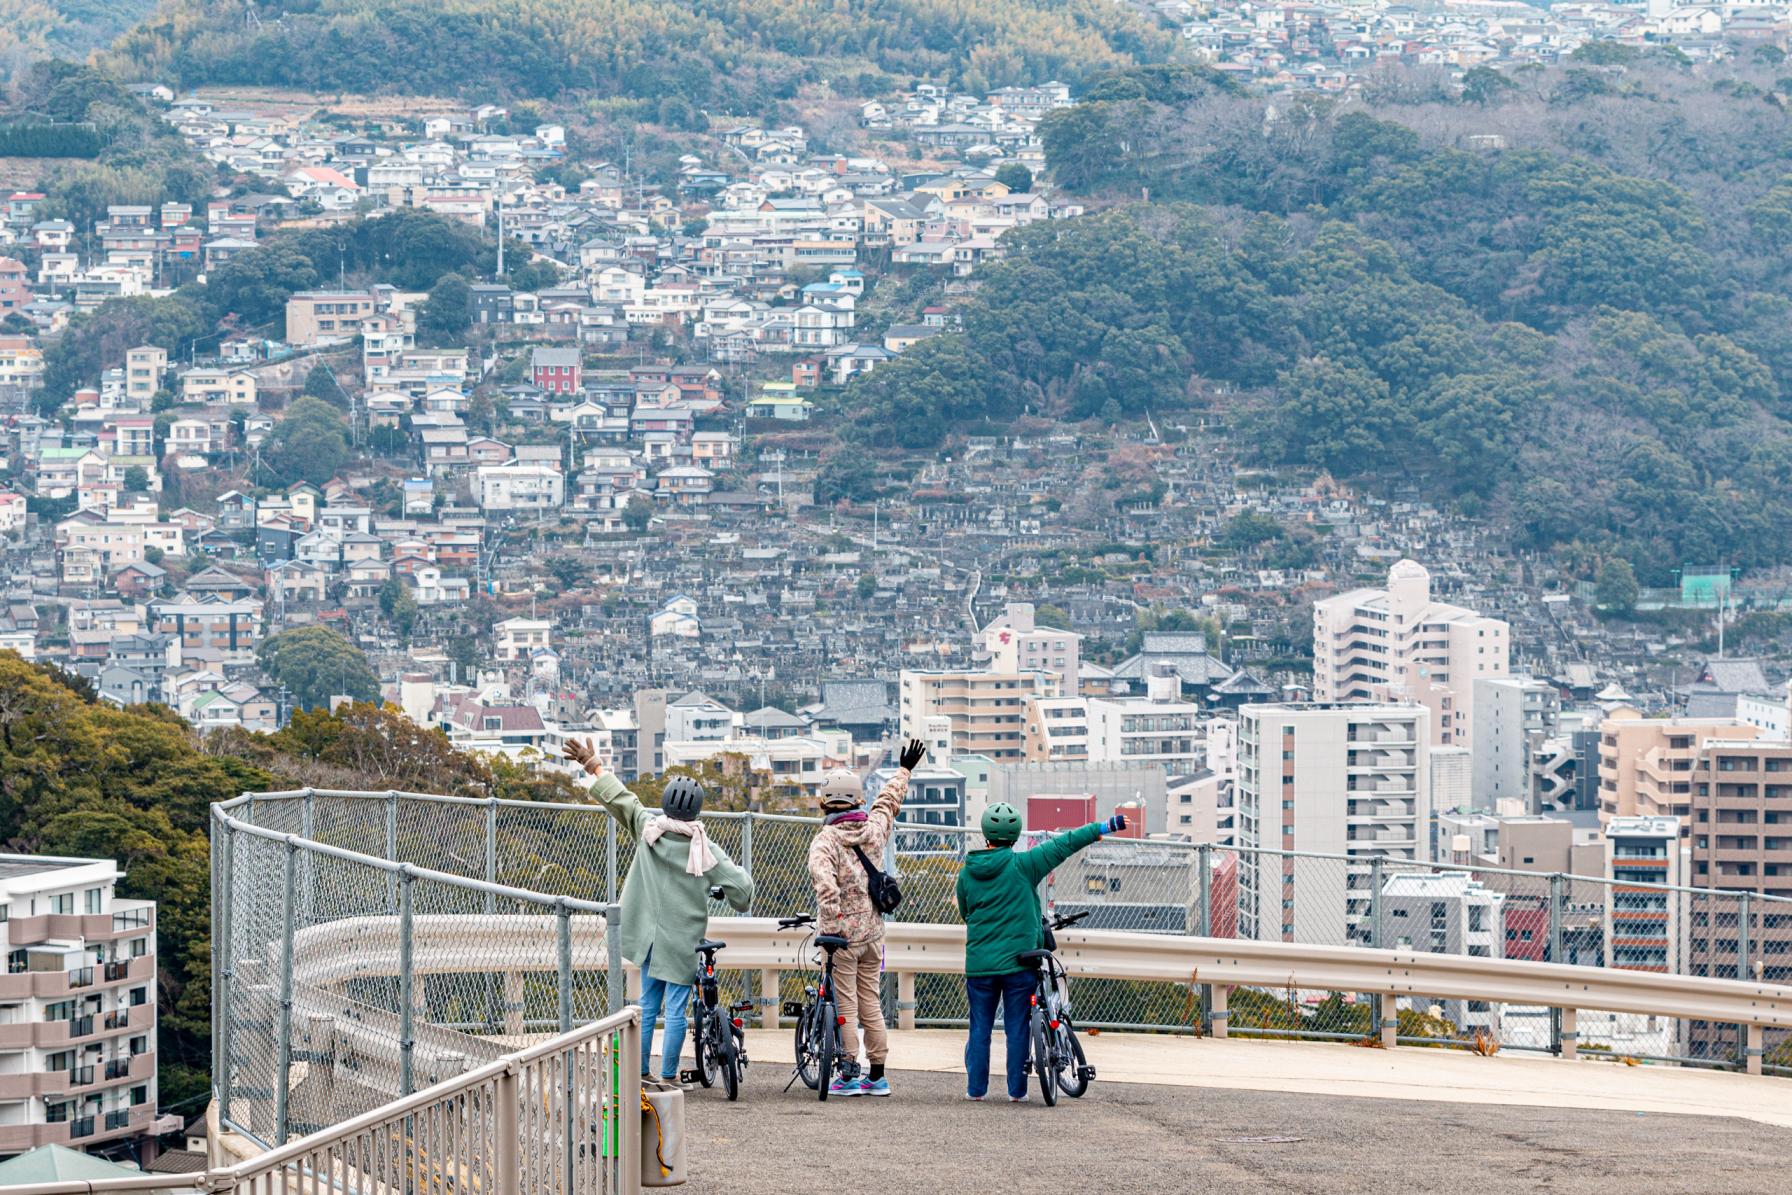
top-left (223, 789), bottom-right (1792, 1074)
top-left (214, 798), bottom-right (622, 1150)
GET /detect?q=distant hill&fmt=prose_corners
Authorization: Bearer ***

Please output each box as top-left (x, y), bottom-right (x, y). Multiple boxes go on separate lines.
top-left (0, 0), bottom-right (158, 84)
top-left (103, 0), bottom-right (1177, 105)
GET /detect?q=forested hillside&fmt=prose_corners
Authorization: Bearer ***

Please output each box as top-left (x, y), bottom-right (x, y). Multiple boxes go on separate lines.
top-left (0, 0), bottom-right (157, 85)
top-left (0, 655), bottom-right (582, 1113)
top-left (105, 0), bottom-right (1175, 105)
top-left (851, 58), bottom-right (1792, 581)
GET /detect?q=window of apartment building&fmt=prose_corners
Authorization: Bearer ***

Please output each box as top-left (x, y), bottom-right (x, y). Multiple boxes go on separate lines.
top-left (84, 888), bottom-right (101, 915)
top-left (0, 903), bottom-right (7, 923)
top-left (129, 938), bottom-right (146, 959)
top-left (45, 1000), bottom-right (73, 1021)
top-left (128, 987), bottom-right (147, 1007)
top-left (129, 1036), bottom-right (147, 1056)
top-left (47, 1050), bottom-right (75, 1072)
top-left (131, 1085), bottom-right (148, 1106)
top-left (49, 892), bottom-right (74, 915)
top-left (45, 1101), bottom-right (70, 1123)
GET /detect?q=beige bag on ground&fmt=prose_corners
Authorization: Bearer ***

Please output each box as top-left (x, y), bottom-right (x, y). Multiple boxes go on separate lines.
top-left (640, 1080), bottom-right (687, 1187)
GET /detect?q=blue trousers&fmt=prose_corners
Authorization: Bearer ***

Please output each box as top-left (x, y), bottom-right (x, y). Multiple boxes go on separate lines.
top-left (965, 971), bottom-right (1035, 1099)
top-left (638, 970), bottom-right (691, 1079)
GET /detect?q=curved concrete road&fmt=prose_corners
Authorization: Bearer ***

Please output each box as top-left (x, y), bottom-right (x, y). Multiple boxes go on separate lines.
top-left (680, 1066), bottom-right (1792, 1195)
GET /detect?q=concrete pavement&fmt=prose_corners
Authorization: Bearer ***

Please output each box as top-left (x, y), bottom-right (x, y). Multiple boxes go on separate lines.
top-left (656, 1030), bottom-right (1792, 1194)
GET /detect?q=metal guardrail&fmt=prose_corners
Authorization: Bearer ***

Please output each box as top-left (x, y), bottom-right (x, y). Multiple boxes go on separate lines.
top-left (2, 1007), bottom-right (643, 1195)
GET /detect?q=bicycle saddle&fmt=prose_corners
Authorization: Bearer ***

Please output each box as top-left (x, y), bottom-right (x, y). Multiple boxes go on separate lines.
top-left (816, 934), bottom-right (850, 950)
top-left (697, 939), bottom-right (726, 953)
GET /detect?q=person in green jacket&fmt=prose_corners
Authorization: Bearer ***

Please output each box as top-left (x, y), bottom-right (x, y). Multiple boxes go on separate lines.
top-left (955, 802), bottom-right (1126, 1101)
top-left (565, 738), bottom-right (754, 1083)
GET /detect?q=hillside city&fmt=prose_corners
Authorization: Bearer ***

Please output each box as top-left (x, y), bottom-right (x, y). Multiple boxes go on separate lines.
top-left (0, 0), bottom-right (1789, 1180)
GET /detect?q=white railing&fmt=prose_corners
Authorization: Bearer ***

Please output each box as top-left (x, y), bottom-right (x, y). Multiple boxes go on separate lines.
top-left (2, 1007), bottom-right (642, 1195)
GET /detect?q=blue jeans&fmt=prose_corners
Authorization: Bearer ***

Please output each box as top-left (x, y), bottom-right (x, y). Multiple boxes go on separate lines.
top-left (638, 970), bottom-right (691, 1080)
top-left (965, 971), bottom-right (1035, 1099)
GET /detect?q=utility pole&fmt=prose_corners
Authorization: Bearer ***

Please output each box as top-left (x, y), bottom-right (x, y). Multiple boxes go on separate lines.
top-left (496, 201), bottom-right (505, 278)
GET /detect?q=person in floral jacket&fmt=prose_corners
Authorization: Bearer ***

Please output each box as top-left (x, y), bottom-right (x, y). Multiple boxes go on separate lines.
top-left (805, 737), bottom-right (926, 1096)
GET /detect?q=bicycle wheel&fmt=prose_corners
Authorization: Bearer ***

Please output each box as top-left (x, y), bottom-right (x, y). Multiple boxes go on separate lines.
top-left (720, 1023), bottom-right (740, 1101)
top-left (794, 1003), bottom-right (821, 1090)
top-left (817, 1001), bottom-right (837, 1101)
top-left (696, 1008), bottom-right (719, 1088)
top-left (1056, 1020), bottom-right (1089, 1099)
top-left (1031, 1006), bottom-right (1058, 1107)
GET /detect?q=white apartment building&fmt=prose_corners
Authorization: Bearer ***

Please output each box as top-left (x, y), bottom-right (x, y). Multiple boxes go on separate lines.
top-left (1605, 815), bottom-right (1685, 975)
top-left (665, 691), bottom-right (734, 744)
top-left (1312, 559), bottom-right (1508, 750)
top-left (1237, 703), bottom-right (1431, 945)
top-left (1087, 677), bottom-right (1203, 771)
top-left (493, 617), bottom-right (552, 663)
top-left (476, 461), bottom-right (565, 512)
top-left (1022, 678), bottom-right (1202, 771)
top-left (977, 602), bottom-right (1082, 695)
top-left (0, 857), bottom-right (158, 1157)
top-left (1470, 676), bottom-right (1560, 811)
top-left (1379, 870), bottom-right (1504, 1034)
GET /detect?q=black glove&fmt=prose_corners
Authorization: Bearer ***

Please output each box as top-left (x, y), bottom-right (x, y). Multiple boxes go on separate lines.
top-left (708, 885), bottom-right (725, 901)
top-left (1104, 813), bottom-right (1127, 834)
top-left (899, 738), bottom-right (926, 771)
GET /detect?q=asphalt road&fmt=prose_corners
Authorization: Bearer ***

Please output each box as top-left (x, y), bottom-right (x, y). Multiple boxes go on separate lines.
top-left (677, 1066), bottom-right (1792, 1194)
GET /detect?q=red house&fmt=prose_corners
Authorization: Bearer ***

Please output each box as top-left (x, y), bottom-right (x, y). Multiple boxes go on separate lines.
top-left (531, 346), bottom-right (581, 394)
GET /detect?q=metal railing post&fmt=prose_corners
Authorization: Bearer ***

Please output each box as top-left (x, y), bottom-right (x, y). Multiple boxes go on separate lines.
top-left (557, 899), bottom-right (574, 1033)
top-left (494, 1064), bottom-right (521, 1195)
top-left (385, 790), bottom-right (400, 911)
top-left (300, 789), bottom-right (315, 925)
top-left (740, 812), bottom-right (754, 914)
top-left (214, 808), bottom-right (235, 1127)
top-left (273, 838), bottom-right (299, 1144)
top-left (1197, 843), bottom-right (1213, 1034)
top-left (1549, 872), bottom-right (1566, 1054)
top-left (398, 866), bottom-right (416, 1096)
top-left (605, 816), bottom-right (618, 905)
top-left (1739, 891), bottom-right (1752, 982)
top-left (606, 903), bottom-right (625, 1014)
top-left (485, 797), bottom-right (498, 1030)
top-left (1369, 855), bottom-right (1384, 1039)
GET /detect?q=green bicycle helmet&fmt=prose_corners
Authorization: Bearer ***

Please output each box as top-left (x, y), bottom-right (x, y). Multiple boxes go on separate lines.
top-left (980, 802), bottom-right (1022, 846)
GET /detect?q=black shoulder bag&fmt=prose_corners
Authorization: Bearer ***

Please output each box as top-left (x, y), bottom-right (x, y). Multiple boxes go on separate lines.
top-left (849, 844), bottom-right (904, 915)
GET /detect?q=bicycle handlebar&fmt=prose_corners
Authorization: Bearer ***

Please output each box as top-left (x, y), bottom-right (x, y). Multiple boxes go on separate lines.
top-left (777, 913), bottom-right (815, 930)
top-left (1050, 910), bottom-right (1090, 931)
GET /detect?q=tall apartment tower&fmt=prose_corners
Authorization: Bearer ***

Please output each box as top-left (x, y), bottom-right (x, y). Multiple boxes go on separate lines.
top-left (0, 856), bottom-right (159, 1157)
top-left (1312, 560), bottom-right (1508, 750)
top-left (1597, 707), bottom-right (1758, 825)
top-left (899, 669), bottom-right (1060, 762)
top-left (1471, 676), bottom-right (1560, 811)
top-left (1236, 703), bottom-right (1431, 945)
top-left (1604, 816), bottom-right (1685, 974)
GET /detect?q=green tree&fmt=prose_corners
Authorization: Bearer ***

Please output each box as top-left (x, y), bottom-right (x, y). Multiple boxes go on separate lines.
top-left (257, 624), bottom-right (380, 710)
top-left (1595, 558), bottom-right (1640, 617)
top-left (123, 465), bottom-right (150, 492)
top-left (994, 162), bottom-right (1034, 193)
top-left (304, 363), bottom-right (346, 406)
top-left (855, 572), bottom-right (877, 599)
top-left (266, 396), bottom-right (350, 487)
top-left (419, 272), bottom-right (472, 343)
top-left (622, 494), bottom-right (653, 534)
top-left (546, 556), bottom-right (586, 589)
top-left (377, 577), bottom-right (418, 640)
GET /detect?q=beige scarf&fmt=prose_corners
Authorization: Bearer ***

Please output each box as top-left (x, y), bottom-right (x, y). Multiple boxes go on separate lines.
top-left (640, 816), bottom-right (718, 877)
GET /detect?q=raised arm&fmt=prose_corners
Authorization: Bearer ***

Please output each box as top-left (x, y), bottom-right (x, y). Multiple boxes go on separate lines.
top-left (564, 738), bottom-right (650, 841)
top-left (866, 738), bottom-right (926, 845)
top-left (1015, 821), bottom-right (1106, 887)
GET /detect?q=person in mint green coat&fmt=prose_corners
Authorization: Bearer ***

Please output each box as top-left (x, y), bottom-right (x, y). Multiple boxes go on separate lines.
top-left (955, 802), bottom-right (1125, 1101)
top-left (565, 738), bottom-right (753, 1082)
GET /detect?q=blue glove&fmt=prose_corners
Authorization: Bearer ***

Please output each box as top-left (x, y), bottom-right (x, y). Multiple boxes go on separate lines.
top-left (1103, 813), bottom-right (1127, 835)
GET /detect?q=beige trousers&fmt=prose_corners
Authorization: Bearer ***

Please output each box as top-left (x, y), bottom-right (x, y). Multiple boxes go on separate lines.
top-left (831, 938), bottom-right (888, 1065)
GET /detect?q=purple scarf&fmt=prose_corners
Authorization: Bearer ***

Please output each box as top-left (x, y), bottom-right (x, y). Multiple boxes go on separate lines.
top-left (822, 809), bottom-right (867, 827)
